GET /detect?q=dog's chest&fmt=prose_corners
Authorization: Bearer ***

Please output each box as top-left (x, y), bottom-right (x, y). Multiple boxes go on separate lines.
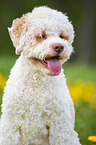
top-left (18, 73), bottom-right (68, 117)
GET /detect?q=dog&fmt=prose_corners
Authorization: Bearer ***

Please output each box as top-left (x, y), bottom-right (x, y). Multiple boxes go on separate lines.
top-left (0, 6), bottom-right (81, 145)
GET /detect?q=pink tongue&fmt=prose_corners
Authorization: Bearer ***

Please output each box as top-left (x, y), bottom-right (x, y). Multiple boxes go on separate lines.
top-left (46, 58), bottom-right (61, 76)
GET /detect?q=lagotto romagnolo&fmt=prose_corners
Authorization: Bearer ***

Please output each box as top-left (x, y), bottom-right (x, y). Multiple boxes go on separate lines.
top-left (0, 6), bottom-right (81, 145)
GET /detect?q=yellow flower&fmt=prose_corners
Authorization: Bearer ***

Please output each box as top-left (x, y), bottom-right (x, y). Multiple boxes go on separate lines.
top-left (69, 85), bottom-right (82, 105)
top-left (68, 79), bottom-right (96, 108)
top-left (88, 136), bottom-right (96, 142)
top-left (90, 90), bottom-right (96, 109)
top-left (83, 82), bottom-right (95, 102)
top-left (0, 72), bottom-right (7, 91)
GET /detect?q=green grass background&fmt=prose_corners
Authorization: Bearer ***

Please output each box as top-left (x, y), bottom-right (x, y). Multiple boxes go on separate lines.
top-left (0, 56), bottom-right (96, 145)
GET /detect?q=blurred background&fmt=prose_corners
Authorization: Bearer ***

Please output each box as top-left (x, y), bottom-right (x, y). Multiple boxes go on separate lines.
top-left (0, 0), bottom-right (96, 145)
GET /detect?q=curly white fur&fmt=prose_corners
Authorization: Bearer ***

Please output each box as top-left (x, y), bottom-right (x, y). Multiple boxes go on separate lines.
top-left (0, 6), bottom-right (81, 145)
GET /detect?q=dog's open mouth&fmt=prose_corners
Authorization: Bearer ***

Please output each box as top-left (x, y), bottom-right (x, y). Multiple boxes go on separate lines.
top-left (41, 56), bottom-right (61, 76)
top-left (29, 56), bottom-right (62, 76)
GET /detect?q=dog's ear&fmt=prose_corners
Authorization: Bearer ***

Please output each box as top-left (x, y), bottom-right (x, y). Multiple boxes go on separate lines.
top-left (8, 15), bottom-right (27, 55)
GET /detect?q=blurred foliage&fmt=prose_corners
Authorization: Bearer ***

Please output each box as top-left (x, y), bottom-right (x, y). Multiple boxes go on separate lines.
top-left (0, 0), bottom-right (96, 63)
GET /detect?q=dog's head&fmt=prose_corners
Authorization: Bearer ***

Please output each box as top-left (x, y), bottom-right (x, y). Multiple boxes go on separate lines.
top-left (8, 6), bottom-right (74, 76)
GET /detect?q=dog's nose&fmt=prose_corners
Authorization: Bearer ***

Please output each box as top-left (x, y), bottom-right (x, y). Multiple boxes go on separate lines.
top-left (52, 43), bottom-right (64, 53)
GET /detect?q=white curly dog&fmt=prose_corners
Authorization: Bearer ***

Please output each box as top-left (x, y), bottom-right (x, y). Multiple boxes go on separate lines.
top-left (0, 6), bottom-right (81, 145)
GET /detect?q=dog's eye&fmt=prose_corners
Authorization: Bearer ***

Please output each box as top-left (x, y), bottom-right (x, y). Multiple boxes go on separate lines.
top-left (41, 34), bottom-right (46, 38)
top-left (38, 34), bottom-right (45, 39)
top-left (59, 34), bottom-right (64, 39)
top-left (59, 34), bottom-right (69, 40)
top-left (36, 32), bottom-right (47, 42)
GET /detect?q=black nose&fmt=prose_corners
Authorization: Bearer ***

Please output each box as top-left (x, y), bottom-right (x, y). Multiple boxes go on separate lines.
top-left (52, 43), bottom-right (64, 53)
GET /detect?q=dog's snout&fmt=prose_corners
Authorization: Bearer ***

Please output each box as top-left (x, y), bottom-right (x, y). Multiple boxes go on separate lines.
top-left (52, 43), bottom-right (64, 53)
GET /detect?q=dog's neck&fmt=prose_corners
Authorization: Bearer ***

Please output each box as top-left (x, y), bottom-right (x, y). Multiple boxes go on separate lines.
top-left (10, 54), bottom-right (66, 90)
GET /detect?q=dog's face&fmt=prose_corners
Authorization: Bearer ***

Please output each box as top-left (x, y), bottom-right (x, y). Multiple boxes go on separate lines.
top-left (8, 6), bottom-right (74, 76)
